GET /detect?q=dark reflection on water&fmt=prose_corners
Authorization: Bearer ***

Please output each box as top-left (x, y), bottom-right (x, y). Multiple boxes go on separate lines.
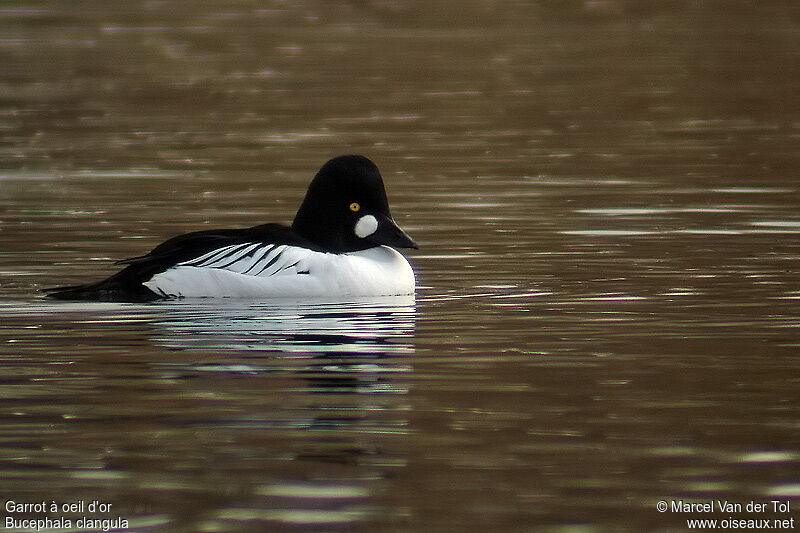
top-left (150, 297), bottom-right (415, 353)
top-left (2, 1), bottom-right (800, 531)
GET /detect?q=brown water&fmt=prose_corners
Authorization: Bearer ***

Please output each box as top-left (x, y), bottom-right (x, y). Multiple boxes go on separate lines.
top-left (2, 2), bottom-right (800, 532)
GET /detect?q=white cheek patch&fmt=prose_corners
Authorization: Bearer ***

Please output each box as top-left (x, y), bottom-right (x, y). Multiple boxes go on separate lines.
top-left (354, 214), bottom-right (378, 238)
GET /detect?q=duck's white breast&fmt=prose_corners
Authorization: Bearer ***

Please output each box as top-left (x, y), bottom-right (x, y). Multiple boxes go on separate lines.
top-left (142, 244), bottom-right (415, 298)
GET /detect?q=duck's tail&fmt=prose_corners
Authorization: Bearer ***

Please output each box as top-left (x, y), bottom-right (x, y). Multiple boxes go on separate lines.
top-left (44, 282), bottom-right (108, 301)
top-left (43, 273), bottom-right (160, 302)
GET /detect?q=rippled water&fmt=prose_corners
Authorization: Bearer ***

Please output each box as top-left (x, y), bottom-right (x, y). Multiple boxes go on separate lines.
top-left (2, 2), bottom-right (800, 531)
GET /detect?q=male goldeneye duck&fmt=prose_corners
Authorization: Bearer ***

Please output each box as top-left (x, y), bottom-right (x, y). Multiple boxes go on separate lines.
top-left (45, 155), bottom-right (417, 301)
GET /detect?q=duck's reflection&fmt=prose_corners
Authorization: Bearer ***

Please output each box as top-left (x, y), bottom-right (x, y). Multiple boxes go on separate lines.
top-left (148, 297), bottom-right (415, 492)
top-left (150, 295), bottom-right (415, 355)
top-left (148, 296), bottom-right (416, 395)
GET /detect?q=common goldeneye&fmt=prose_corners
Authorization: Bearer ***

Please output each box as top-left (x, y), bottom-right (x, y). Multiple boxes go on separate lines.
top-left (45, 155), bottom-right (417, 301)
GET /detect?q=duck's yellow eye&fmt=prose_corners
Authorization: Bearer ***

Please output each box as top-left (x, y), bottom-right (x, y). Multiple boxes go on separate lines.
top-left (349, 202), bottom-right (361, 212)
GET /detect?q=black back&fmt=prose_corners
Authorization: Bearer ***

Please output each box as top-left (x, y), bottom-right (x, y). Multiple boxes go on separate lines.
top-left (44, 224), bottom-right (316, 301)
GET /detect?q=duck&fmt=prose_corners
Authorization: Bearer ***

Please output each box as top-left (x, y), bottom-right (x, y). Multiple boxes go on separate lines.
top-left (45, 155), bottom-right (417, 301)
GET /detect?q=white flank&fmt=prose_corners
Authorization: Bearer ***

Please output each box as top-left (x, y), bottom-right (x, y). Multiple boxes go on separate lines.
top-left (143, 245), bottom-right (415, 298)
top-left (354, 215), bottom-right (378, 238)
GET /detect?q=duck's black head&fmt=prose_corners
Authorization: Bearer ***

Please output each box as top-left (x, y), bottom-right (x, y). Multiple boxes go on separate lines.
top-left (292, 155), bottom-right (417, 253)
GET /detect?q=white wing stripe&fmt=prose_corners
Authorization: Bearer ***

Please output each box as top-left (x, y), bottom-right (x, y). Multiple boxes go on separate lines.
top-left (229, 244), bottom-right (274, 274)
top-left (241, 244), bottom-right (280, 275)
top-left (174, 243), bottom-right (310, 278)
top-left (253, 245), bottom-right (290, 277)
top-left (208, 242), bottom-right (263, 270)
top-left (180, 243), bottom-right (243, 267)
top-left (222, 243), bottom-right (275, 274)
